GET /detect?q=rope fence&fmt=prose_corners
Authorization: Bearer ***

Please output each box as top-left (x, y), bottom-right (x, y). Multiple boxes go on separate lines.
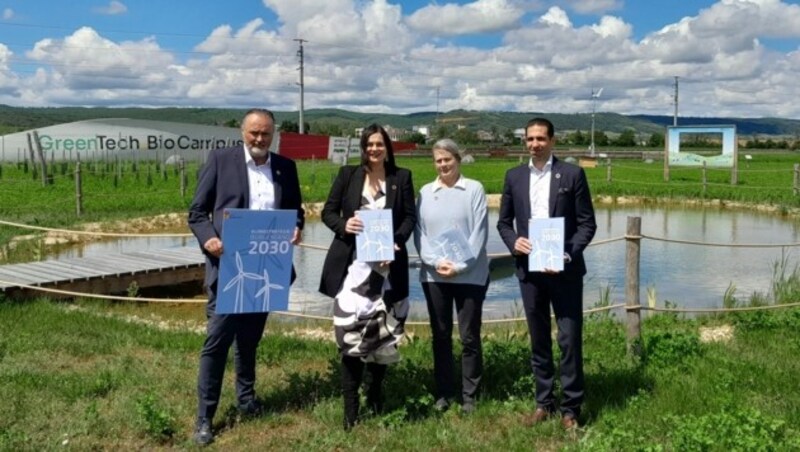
top-left (4, 215), bottom-right (800, 355)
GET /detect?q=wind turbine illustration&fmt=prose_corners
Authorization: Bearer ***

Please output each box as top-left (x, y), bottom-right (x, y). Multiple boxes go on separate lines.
top-left (431, 236), bottom-right (450, 258)
top-left (255, 269), bottom-right (285, 311)
top-left (359, 234), bottom-right (381, 259)
top-left (374, 240), bottom-right (392, 260)
top-left (222, 251), bottom-right (262, 313)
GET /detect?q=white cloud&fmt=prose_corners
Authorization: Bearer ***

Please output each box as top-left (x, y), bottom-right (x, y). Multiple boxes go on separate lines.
top-left (407, 0), bottom-right (524, 36)
top-left (92, 1), bottom-right (128, 16)
top-left (22, 27), bottom-right (183, 105)
top-left (2, 0), bottom-right (800, 118)
top-left (2, 8), bottom-right (13, 20)
top-left (591, 15), bottom-right (631, 39)
top-left (539, 6), bottom-right (572, 27)
top-left (559, 0), bottom-right (622, 15)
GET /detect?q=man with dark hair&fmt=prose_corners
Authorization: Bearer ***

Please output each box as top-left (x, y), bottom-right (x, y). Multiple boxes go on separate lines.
top-left (188, 108), bottom-right (304, 445)
top-left (497, 117), bottom-right (596, 429)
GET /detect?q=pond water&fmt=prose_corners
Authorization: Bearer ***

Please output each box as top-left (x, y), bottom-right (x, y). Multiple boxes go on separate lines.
top-left (52, 205), bottom-right (800, 319)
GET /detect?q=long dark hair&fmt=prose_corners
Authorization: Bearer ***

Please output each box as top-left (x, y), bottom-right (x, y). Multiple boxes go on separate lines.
top-left (359, 123), bottom-right (397, 172)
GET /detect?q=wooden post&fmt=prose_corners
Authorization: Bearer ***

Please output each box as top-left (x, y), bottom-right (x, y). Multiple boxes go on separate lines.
top-left (25, 133), bottom-right (37, 166)
top-left (794, 164), bottom-right (799, 196)
top-left (32, 131), bottom-right (49, 186)
top-left (625, 216), bottom-right (642, 356)
top-left (731, 135), bottom-right (739, 186)
top-left (180, 158), bottom-right (187, 198)
top-left (663, 131), bottom-right (670, 182)
top-left (702, 161), bottom-right (707, 195)
top-left (75, 154), bottom-right (83, 217)
top-left (606, 159), bottom-right (612, 183)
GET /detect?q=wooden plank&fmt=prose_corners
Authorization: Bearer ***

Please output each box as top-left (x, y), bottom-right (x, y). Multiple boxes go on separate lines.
top-left (0, 247), bottom-right (206, 293)
top-left (125, 250), bottom-right (200, 267)
top-left (39, 259), bottom-right (117, 277)
top-left (0, 266), bottom-right (53, 284)
top-left (12, 261), bottom-right (97, 280)
top-left (114, 253), bottom-right (190, 269)
top-left (79, 255), bottom-right (158, 273)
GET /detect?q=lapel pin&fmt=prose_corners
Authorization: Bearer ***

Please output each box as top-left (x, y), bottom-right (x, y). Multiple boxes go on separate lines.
top-left (276, 170), bottom-right (281, 176)
top-left (555, 173), bottom-right (561, 179)
top-left (392, 185), bottom-right (397, 190)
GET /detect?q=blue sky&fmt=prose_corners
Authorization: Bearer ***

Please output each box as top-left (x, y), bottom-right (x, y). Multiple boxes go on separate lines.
top-left (1, 0), bottom-right (800, 118)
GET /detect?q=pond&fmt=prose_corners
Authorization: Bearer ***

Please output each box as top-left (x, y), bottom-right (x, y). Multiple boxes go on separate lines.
top-left (52, 205), bottom-right (800, 320)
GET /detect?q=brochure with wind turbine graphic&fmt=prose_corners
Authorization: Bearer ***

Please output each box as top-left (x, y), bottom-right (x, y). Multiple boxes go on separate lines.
top-left (431, 226), bottom-right (475, 265)
top-left (528, 217), bottom-right (565, 272)
top-left (356, 209), bottom-right (394, 262)
top-left (217, 209), bottom-right (296, 314)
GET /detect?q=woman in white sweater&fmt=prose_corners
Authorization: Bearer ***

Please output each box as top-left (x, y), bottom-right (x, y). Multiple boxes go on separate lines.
top-left (414, 138), bottom-right (489, 414)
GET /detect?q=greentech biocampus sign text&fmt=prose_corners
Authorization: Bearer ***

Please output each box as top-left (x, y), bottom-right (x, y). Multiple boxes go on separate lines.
top-left (39, 134), bottom-right (244, 152)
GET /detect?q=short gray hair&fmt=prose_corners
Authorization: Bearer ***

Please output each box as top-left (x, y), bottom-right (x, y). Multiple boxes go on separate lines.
top-left (432, 138), bottom-right (462, 162)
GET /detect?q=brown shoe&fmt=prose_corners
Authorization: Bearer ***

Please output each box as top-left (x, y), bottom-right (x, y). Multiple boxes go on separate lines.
top-left (561, 414), bottom-right (578, 430)
top-left (523, 408), bottom-right (551, 426)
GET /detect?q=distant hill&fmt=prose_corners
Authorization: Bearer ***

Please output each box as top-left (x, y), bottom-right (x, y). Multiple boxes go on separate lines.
top-left (1, 105), bottom-right (799, 137)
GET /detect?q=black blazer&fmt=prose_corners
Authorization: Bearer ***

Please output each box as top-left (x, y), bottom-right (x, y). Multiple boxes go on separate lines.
top-left (318, 165), bottom-right (416, 303)
top-left (188, 147), bottom-right (305, 292)
top-left (497, 156), bottom-right (596, 279)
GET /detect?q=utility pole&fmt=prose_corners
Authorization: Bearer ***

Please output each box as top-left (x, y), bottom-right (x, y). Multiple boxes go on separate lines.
top-left (295, 38), bottom-right (307, 134)
top-left (590, 87), bottom-right (603, 157)
top-left (436, 86), bottom-right (440, 124)
top-left (673, 76), bottom-right (679, 126)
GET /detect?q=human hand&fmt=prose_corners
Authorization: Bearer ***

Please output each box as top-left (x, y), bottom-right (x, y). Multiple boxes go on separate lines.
top-left (345, 216), bottom-right (364, 234)
top-left (513, 237), bottom-right (532, 256)
top-left (291, 227), bottom-right (302, 245)
top-left (436, 260), bottom-right (457, 278)
top-left (203, 237), bottom-right (223, 257)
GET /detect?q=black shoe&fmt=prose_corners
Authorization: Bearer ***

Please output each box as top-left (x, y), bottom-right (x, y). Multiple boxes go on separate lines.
top-left (461, 400), bottom-right (476, 415)
top-left (433, 397), bottom-right (450, 412)
top-left (238, 399), bottom-right (263, 417)
top-left (193, 417), bottom-right (213, 446)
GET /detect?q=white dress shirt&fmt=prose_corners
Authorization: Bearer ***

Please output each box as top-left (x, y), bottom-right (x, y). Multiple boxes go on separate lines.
top-left (244, 146), bottom-right (275, 210)
top-left (529, 156), bottom-right (552, 219)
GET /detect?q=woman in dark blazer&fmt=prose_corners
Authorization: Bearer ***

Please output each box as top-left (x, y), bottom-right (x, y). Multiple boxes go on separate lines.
top-left (319, 123), bottom-right (416, 430)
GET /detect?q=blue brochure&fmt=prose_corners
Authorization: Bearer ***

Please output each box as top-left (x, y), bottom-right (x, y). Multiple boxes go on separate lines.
top-left (217, 209), bottom-right (295, 314)
top-left (356, 209), bottom-right (395, 262)
top-left (528, 217), bottom-right (565, 272)
top-left (431, 227), bottom-right (475, 265)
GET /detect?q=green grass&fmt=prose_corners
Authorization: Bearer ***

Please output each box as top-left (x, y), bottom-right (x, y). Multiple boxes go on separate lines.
top-left (4, 153), bottom-right (800, 449)
top-left (3, 152), bottom-right (799, 230)
top-left (2, 298), bottom-right (799, 450)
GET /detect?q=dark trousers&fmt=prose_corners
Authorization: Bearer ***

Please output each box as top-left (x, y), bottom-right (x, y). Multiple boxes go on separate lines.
top-left (340, 355), bottom-right (387, 426)
top-left (519, 272), bottom-right (584, 417)
top-left (422, 281), bottom-right (487, 402)
top-left (197, 296), bottom-right (268, 420)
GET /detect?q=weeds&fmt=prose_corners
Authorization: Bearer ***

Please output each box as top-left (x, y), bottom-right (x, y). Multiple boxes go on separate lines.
top-left (135, 393), bottom-right (177, 442)
top-left (668, 408), bottom-right (798, 450)
top-left (771, 250), bottom-right (800, 303)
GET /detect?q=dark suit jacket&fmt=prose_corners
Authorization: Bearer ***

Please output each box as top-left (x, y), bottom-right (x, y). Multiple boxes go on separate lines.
top-left (497, 156), bottom-right (596, 279)
top-left (188, 147), bottom-right (305, 293)
top-left (318, 165), bottom-right (416, 303)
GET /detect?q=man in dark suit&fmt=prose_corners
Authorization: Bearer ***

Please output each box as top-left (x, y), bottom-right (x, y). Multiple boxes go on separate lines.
top-left (497, 117), bottom-right (596, 429)
top-left (188, 108), bottom-right (304, 445)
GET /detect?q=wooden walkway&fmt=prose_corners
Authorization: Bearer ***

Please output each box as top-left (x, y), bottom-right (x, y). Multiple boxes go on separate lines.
top-left (0, 247), bottom-right (205, 299)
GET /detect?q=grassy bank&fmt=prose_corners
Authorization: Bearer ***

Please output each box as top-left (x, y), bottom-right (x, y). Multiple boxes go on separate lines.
top-left (1, 298), bottom-right (799, 450)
